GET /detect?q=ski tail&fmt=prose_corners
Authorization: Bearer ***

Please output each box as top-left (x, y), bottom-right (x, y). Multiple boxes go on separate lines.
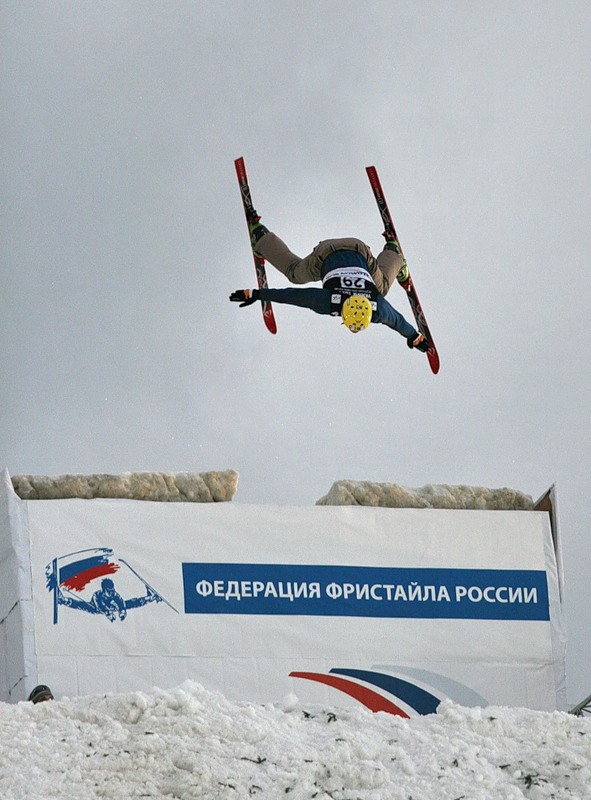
top-left (366, 166), bottom-right (440, 374)
top-left (234, 157), bottom-right (277, 334)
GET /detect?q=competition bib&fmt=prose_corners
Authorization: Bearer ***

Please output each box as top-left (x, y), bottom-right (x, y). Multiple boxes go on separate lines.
top-left (323, 268), bottom-right (378, 316)
top-left (322, 266), bottom-right (377, 291)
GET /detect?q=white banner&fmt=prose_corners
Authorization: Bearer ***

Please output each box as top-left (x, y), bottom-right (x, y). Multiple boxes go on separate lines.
top-left (27, 500), bottom-right (566, 714)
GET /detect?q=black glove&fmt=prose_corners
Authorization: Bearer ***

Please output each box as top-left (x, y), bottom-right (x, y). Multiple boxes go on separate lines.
top-left (229, 289), bottom-right (260, 307)
top-left (407, 332), bottom-right (429, 352)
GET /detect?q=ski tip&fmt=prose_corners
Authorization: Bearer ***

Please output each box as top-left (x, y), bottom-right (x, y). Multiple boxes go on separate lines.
top-left (427, 348), bottom-right (440, 374)
top-left (263, 306), bottom-right (277, 335)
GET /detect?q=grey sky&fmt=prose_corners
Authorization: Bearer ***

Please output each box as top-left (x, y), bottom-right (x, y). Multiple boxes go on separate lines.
top-left (2, 1), bottom-right (590, 703)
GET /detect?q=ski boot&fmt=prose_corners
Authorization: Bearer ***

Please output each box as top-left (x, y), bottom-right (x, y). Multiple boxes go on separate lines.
top-left (247, 210), bottom-right (269, 248)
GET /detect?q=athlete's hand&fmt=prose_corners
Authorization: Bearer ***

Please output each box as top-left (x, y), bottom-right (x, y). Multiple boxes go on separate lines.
top-left (229, 289), bottom-right (259, 307)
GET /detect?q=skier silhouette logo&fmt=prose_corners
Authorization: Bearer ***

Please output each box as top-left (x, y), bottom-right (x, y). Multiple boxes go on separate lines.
top-left (90, 577), bottom-right (129, 621)
top-left (45, 548), bottom-right (179, 623)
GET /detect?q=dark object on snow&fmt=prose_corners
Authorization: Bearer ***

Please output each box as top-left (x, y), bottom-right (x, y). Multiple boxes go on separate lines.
top-left (28, 685), bottom-right (54, 704)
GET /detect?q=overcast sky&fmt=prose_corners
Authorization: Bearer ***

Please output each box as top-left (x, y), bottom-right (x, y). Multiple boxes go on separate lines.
top-left (2, 1), bottom-right (590, 703)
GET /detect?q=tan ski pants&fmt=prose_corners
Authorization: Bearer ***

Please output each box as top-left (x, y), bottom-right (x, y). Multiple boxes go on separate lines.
top-left (254, 233), bottom-right (404, 297)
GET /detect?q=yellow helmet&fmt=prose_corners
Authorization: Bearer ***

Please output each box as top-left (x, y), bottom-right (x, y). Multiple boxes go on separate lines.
top-left (341, 295), bottom-right (373, 333)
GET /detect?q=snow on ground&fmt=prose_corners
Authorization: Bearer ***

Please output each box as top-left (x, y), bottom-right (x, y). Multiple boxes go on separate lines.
top-left (1, 682), bottom-right (590, 800)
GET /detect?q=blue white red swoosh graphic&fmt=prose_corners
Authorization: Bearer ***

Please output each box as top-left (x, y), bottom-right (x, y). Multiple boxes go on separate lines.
top-left (289, 668), bottom-right (487, 717)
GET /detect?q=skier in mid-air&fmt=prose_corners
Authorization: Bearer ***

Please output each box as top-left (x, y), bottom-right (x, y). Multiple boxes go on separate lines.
top-left (229, 215), bottom-right (429, 350)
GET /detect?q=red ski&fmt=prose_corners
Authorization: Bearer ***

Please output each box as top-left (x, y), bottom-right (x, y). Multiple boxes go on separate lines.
top-left (234, 157), bottom-right (277, 334)
top-left (366, 166), bottom-right (440, 374)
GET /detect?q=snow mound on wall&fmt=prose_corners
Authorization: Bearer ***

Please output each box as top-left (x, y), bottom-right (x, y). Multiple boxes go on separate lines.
top-left (11, 470), bottom-right (239, 502)
top-left (316, 480), bottom-right (534, 510)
